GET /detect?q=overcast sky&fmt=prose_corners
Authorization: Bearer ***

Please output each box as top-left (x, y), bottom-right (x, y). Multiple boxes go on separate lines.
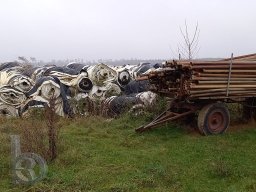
top-left (0, 0), bottom-right (255, 61)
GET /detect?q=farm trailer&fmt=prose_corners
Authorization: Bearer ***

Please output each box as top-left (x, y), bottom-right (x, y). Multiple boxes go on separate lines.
top-left (136, 53), bottom-right (256, 135)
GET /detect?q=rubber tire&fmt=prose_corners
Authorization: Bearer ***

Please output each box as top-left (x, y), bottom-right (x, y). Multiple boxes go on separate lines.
top-left (197, 103), bottom-right (230, 135)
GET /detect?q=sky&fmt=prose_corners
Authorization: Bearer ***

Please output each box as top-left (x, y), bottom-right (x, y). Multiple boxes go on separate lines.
top-left (0, 0), bottom-right (255, 61)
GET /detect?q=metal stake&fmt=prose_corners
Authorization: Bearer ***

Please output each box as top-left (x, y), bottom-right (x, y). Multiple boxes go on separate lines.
top-left (226, 53), bottom-right (233, 96)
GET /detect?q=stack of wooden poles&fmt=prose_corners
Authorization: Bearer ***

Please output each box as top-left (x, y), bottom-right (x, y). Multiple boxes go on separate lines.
top-left (140, 53), bottom-right (256, 100)
top-left (189, 61), bottom-right (256, 99)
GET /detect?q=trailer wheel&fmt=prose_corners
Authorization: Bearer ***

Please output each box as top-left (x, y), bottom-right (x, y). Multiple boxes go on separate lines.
top-left (197, 103), bottom-right (230, 135)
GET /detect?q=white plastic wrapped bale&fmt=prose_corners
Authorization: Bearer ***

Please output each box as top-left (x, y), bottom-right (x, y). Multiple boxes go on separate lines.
top-left (76, 76), bottom-right (93, 92)
top-left (104, 83), bottom-right (121, 98)
top-left (25, 76), bottom-right (73, 117)
top-left (120, 64), bottom-right (137, 80)
top-left (88, 85), bottom-right (107, 101)
top-left (116, 69), bottom-right (131, 87)
top-left (19, 99), bottom-right (47, 117)
top-left (128, 91), bottom-right (157, 116)
top-left (108, 66), bottom-right (131, 89)
top-left (88, 83), bottom-right (121, 101)
top-left (28, 78), bottom-right (61, 100)
top-left (87, 63), bottom-right (116, 86)
top-left (0, 86), bottom-right (27, 106)
top-left (135, 91), bottom-right (157, 107)
top-left (28, 67), bottom-right (50, 81)
top-left (0, 103), bottom-right (19, 117)
top-left (8, 75), bottom-right (33, 92)
top-left (70, 93), bottom-right (94, 116)
top-left (0, 70), bottom-right (33, 92)
top-left (43, 67), bottom-right (93, 93)
top-left (20, 96), bottom-right (65, 117)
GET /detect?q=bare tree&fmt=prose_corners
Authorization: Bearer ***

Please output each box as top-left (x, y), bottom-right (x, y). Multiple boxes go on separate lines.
top-left (18, 56), bottom-right (30, 63)
top-left (178, 21), bottom-right (200, 60)
top-left (30, 57), bottom-right (36, 62)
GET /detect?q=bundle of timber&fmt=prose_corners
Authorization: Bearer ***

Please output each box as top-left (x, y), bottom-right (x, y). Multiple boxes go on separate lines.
top-left (138, 53), bottom-right (256, 100)
top-left (221, 53), bottom-right (256, 61)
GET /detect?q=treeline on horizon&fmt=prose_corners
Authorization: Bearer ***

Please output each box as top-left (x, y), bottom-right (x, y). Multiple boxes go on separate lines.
top-left (1, 57), bottom-right (223, 67)
top-left (4, 57), bottom-right (166, 67)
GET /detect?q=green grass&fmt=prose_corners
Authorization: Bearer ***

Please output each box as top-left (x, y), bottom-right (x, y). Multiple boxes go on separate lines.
top-left (1, 112), bottom-right (256, 192)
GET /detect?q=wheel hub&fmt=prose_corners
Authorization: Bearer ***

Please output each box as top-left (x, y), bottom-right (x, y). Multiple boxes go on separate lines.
top-left (208, 111), bottom-right (225, 132)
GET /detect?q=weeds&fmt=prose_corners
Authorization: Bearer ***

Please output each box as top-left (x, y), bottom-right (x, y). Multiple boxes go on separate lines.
top-left (0, 97), bottom-right (256, 191)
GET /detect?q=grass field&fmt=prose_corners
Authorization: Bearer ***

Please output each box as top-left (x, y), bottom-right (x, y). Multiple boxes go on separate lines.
top-left (1, 110), bottom-right (256, 192)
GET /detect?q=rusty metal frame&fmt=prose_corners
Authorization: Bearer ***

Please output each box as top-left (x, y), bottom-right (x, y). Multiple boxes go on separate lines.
top-left (135, 100), bottom-right (199, 133)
